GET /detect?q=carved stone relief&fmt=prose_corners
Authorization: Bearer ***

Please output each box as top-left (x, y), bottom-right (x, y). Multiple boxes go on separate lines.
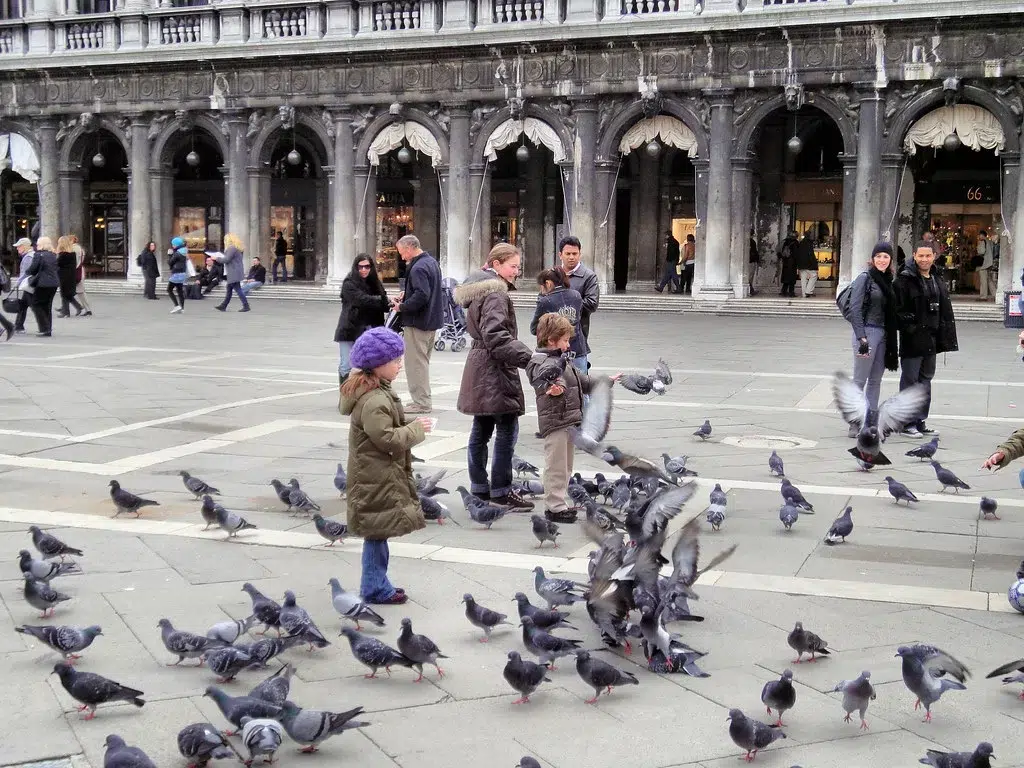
top-left (426, 104), bottom-right (451, 134)
top-left (732, 92), bottom-right (764, 126)
top-left (882, 84), bottom-right (923, 134)
top-left (351, 106), bottom-right (376, 142)
top-left (817, 88), bottom-right (859, 122)
top-left (468, 104), bottom-right (497, 146)
top-left (148, 113), bottom-right (170, 141)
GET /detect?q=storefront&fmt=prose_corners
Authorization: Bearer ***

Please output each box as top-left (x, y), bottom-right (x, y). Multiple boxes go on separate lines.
top-left (374, 190), bottom-right (413, 281)
top-left (783, 179), bottom-right (843, 284)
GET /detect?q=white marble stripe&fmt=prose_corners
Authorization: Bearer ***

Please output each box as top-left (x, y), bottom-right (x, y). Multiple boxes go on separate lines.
top-left (39, 346), bottom-right (147, 361)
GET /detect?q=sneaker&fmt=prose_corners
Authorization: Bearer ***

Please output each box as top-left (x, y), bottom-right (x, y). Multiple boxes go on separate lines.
top-left (170, 306), bottom-right (182, 314)
top-left (545, 508), bottom-right (578, 524)
top-left (215, 304), bottom-right (226, 312)
top-left (404, 404), bottom-right (432, 414)
top-left (366, 591), bottom-right (407, 605)
top-left (918, 424), bottom-right (939, 436)
top-left (238, 307), bottom-right (250, 312)
top-left (492, 489), bottom-right (534, 512)
top-left (901, 426), bottom-right (923, 438)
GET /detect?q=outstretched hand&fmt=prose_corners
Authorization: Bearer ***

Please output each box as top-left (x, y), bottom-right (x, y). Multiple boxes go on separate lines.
top-left (981, 451), bottom-right (1005, 471)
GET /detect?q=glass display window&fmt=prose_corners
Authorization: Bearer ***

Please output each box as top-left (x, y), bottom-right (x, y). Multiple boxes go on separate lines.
top-left (376, 205), bottom-right (413, 281)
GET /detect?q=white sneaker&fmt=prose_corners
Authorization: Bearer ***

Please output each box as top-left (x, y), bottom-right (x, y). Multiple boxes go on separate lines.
top-left (901, 426), bottom-right (923, 438)
top-left (170, 306), bottom-right (182, 314)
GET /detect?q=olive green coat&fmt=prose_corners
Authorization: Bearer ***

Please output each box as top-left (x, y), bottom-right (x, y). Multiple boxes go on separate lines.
top-left (996, 426), bottom-right (1024, 467)
top-left (340, 378), bottom-right (426, 539)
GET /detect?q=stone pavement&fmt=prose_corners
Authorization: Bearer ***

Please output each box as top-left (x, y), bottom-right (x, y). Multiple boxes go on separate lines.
top-left (1, 295), bottom-right (1023, 768)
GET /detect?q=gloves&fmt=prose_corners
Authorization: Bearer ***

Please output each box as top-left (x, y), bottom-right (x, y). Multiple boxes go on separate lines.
top-left (857, 338), bottom-right (870, 356)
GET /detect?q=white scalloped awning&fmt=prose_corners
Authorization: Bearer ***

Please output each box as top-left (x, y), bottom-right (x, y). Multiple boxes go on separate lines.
top-left (904, 104), bottom-right (1006, 155)
top-left (367, 121), bottom-right (442, 167)
top-left (0, 132), bottom-right (40, 183)
top-left (619, 116), bottom-right (698, 158)
top-left (483, 117), bottom-right (566, 164)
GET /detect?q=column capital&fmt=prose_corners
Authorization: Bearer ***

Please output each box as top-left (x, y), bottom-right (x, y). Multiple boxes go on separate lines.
top-left (33, 118), bottom-right (59, 134)
top-left (567, 97), bottom-right (598, 113)
top-left (328, 108), bottom-right (354, 123)
top-left (999, 150), bottom-right (1021, 166)
top-left (441, 103), bottom-right (472, 118)
top-left (731, 157), bottom-right (755, 172)
top-left (702, 87), bottom-right (735, 106)
top-left (853, 81), bottom-right (887, 98)
top-left (840, 152), bottom-right (859, 169)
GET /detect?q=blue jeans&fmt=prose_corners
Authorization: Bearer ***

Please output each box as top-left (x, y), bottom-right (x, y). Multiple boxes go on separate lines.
top-left (240, 281), bottom-right (263, 296)
top-left (572, 355), bottom-right (590, 405)
top-left (468, 413), bottom-right (519, 498)
top-left (220, 282), bottom-right (249, 310)
top-left (657, 262), bottom-right (679, 291)
top-left (360, 539), bottom-right (396, 602)
top-left (339, 341), bottom-right (354, 377)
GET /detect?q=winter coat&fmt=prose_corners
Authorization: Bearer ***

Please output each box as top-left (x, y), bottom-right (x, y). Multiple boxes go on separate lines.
top-left (795, 238), bottom-right (818, 271)
top-left (56, 251), bottom-right (77, 298)
top-left (26, 249), bottom-right (59, 289)
top-left (138, 249), bottom-right (159, 278)
top-left (526, 348), bottom-right (594, 438)
top-left (780, 237), bottom-right (799, 283)
top-left (848, 270), bottom-right (887, 339)
top-left (565, 262), bottom-right (599, 353)
top-left (339, 378), bottom-right (426, 540)
top-left (218, 246), bottom-right (245, 284)
top-left (529, 286), bottom-right (586, 358)
top-left (167, 249), bottom-right (188, 275)
top-left (894, 261), bottom-right (958, 359)
top-left (455, 269), bottom-right (533, 416)
top-left (334, 274), bottom-right (389, 343)
top-left (400, 252), bottom-right (444, 331)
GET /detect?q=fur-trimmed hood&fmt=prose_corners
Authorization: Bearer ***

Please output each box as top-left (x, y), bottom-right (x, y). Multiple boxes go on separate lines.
top-left (454, 268), bottom-right (514, 307)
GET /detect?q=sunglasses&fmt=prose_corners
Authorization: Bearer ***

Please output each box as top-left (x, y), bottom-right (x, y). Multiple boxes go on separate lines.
top-left (357, 264), bottom-right (371, 270)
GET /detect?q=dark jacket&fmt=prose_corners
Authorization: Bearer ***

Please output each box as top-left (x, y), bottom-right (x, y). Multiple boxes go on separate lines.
top-left (455, 269), bottom-right (533, 416)
top-left (848, 270), bottom-right (888, 340)
top-left (780, 237), bottom-right (799, 283)
top-left (530, 287), bottom-right (586, 358)
top-left (795, 238), bottom-right (818, 271)
top-left (565, 262), bottom-right (599, 353)
top-left (218, 246), bottom-right (245, 284)
top-left (666, 236), bottom-right (680, 264)
top-left (26, 249), bottom-right (59, 289)
top-left (138, 249), bottom-right (159, 278)
top-left (168, 249), bottom-right (188, 275)
top-left (400, 252), bottom-right (444, 331)
top-left (339, 378), bottom-right (426, 540)
top-left (247, 264), bottom-right (266, 283)
top-left (526, 348), bottom-right (594, 437)
top-left (199, 262), bottom-right (223, 288)
top-left (335, 274), bottom-right (390, 343)
top-left (894, 261), bottom-right (959, 359)
top-left (56, 251), bottom-right (77, 297)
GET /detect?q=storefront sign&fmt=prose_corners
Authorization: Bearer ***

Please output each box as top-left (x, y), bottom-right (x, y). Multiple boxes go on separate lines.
top-left (782, 179), bottom-right (843, 203)
top-left (916, 181), bottom-right (998, 205)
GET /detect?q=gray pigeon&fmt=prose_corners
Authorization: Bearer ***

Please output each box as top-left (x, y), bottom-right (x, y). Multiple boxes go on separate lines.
top-left (279, 590), bottom-right (330, 650)
top-left (517, 758), bottom-right (542, 768)
top-left (216, 504), bottom-right (257, 538)
top-left (339, 626), bottom-right (414, 678)
top-left (693, 419), bottom-right (712, 441)
top-left (287, 479), bottom-right (321, 516)
top-left (645, 644), bottom-right (711, 677)
top-left (108, 480), bottom-right (159, 518)
top-left (248, 663), bottom-right (295, 706)
top-left (918, 742), bottom-right (994, 768)
top-left (52, 663), bottom-right (144, 719)
top-left (204, 685), bottom-right (282, 735)
top-left (23, 573), bottom-right (71, 617)
top-left (104, 735), bottom-right (155, 768)
top-left (457, 486), bottom-right (507, 529)
top-left (269, 479), bottom-right (293, 511)
top-left (200, 495), bottom-right (220, 530)
top-left (313, 513), bottom-right (348, 545)
top-left (236, 634), bottom-right (305, 666)
top-left (610, 482), bottom-right (633, 510)
top-left (896, 644), bottom-right (969, 722)
top-left (241, 583), bottom-right (281, 636)
top-left (832, 372), bottom-right (928, 464)
top-left (832, 670), bottom-right (876, 729)
top-left (521, 615), bottom-right (583, 667)
top-left (768, 450), bottom-right (785, 477)
top-left (760, 669), bottom-right (796, 726)
top-left (824, 506), bottom-right (854, 544)
top-left (709, 483), bottom-right (727, 506)
top-left (779, 502), bottom-right (799, 531)
top-left (240, 717), bottom-right (284, 765)
top-left (397, 617), bottom-right (448, 681)
top-left (328, 578), bottom-right (385, 630)
top-left (979, 497), bottom-right (999, 520)
top-left (15, 624), bottom-right (102, 660)
top-left (513, 592), bottom-right (575, 632)
top-left (512, 455), bottom-right (540, 477)
top-left (787, 621), bottom-right (831, 663)
top-left (574, 649), bottom-right (638, 703)
top-left (277, 701), bottom-right (369, 753)
top-left (177, 722), bottom-right (238, 767)
top-left (780, 479), bottom-right (814, 511)
top-left (180, 470), bottom-right (220, 499)
top-left (512, 479), bottom-right (544, 497)
top-left (906, 436), bottom-right (940, 461)
top-left (415, 468), bottom-right (449, 496)
top-left (503, 650), bottom-right (551, 704)
top-left (206, 615), bottom-right (257, 646)
top-left (705, 502), bottom-right (725, 531)
top-left (333, 463), bottom-right (347, 498)
top-left (462, 593), bottom-right (512, 641)
top-left (420, 493), bottom-right (458, 525)
top-left (931, 460), bottom-right (970, 493)
top-left (30, 525), bottom-right (83, 560)
top-left (19, 549), bottom-right (80, 582)
top-left (533, 566), bottom-right (587, 609)
top-left (661, 454), bottom-right (690, 476)
top-left (884, 475), bottom-right (919, 505)
top-left (530, 514), bottom-right (560, 548)
top-left (727, 708), bottom-right (786, 762)
top-left (204, 646), bottom-right (258, 682)
top-left (158, 618), bottom-right (220, 665)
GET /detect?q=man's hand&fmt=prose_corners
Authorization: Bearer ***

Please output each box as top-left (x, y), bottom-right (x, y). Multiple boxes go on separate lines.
top-left (982, 451), bottom-right (1005, 471)
top-left (546, 384), bottom-right (564, 396)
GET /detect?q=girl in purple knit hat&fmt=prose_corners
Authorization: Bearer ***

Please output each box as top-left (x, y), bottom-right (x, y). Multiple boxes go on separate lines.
top-left (339, 326), bottom-right (433, 604)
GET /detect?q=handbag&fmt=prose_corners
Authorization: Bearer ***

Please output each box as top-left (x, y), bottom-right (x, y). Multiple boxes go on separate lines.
top-left (2, 289), bottom-right (20, 314)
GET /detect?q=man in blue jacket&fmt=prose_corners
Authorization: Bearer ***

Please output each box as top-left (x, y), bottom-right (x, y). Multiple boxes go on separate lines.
top-left (394, 235), bottom-right (443, 412)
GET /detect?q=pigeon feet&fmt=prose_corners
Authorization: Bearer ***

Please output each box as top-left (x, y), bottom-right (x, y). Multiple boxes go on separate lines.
top-left (435, 667), bottom-right (446, 678)
top-left (413, 673), bottom-right (424, 683)
top-left (584, 696), bottom-right (599, 704)
top-left (67, 654), bottom-right (81, 660)
top-left (82, 710), bottom-right (96, 720)
top-left (913, 698), bottom-right (921, 710)
top-left (773, 717), bottom-right (785, 727)
top-left (860, 719), bottom-right (869, 730)
top-left (299, 746), bottom-right (318, 753)
top-left (511, 696), bottom-right (530, 704)
top-left (843, 713), bottom-right (852, 723)
top-left (364, 672), bottom-right (378, 679)
top-left (478, 637), bottom-right (489, 643)
top-left (743, 750), bottom-right (757, 762)
top-left (923, 711), bottom-right (932, 723)
top-left (791, 658), bottom-right (802, 664)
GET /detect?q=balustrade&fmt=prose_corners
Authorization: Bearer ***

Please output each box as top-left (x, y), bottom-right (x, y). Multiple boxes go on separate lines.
top-left (159, 14), bottom-right (202, 44)
top-left (262, 8), bottom-right (309, 38)
top-left (620, 0), bottom-right (678, 14)
top-left (371, 1), bottom-right (423, 31)
top-left (65, 20), bottom-right (104, 49)
top-left (492, 0), bottom-right (544, 22)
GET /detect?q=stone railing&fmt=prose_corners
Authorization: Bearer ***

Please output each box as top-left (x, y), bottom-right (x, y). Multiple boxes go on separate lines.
top-left (493, 0), bottom-right (544, 22)
top-left (64, 20), bottom-right (105, 50)
top-left (159, 14), bottom-right (202, 44)
top-left (368, 1), bottom-right (424, 31)
top-left (621, 0), bottom-right (678, 13)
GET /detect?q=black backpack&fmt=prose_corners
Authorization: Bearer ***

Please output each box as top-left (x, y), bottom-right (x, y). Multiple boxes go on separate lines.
top-left (836, 273), bottom-right (871, 323)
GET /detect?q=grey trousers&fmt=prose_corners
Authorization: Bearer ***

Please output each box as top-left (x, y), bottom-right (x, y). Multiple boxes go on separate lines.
top-left (543, 428), bottom-right (574, 513)
top-left (899, 352), bottom-right (936, 426)
top-left (852, 325), bottom-right (886, 413)
top-left (403, 326), bottom-right (435, 408)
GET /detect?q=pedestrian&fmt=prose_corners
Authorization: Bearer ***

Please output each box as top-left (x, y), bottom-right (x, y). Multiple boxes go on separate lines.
top-left (977, 229), bottom-right (997, 300)
top-left (748, 232), bottom-right (760, 296)
top-left (54, 235), bottom-right (83, 317)
top-left (25, 235), bottom-right (59, 337)
top-left (845, 242), bottom-right (900, 437)
top-left (527, 312), bottom-right (619, 523)
top-left (796, 231), bottom-right (818, 297)
top-left (213, 234), bottom-right (249, 312)
top-left (166, 236), bottom-right (189, 314)
top-left (240, 257), bottom-right (266, 297)
top-left (69, 235), bottom-right (92, 316)
top-left (137, 241), bottom-right (159, 300)
top-left (557, 236), bottom-right (599, 373)
top-left (655, 230), bottom-right (680, 293)
top-left (895, 240), bottom-right (958, 437)
top-left (779, 230), bottom-right (798, 297)
top-left (272, 231), bottom-right (288, 283)
top-left (12, 236), bottom-right (34, 333)
top-left (335, 253), bottom-right (390, 385)
top-left (530, 267), bottom-right (584, 367)
top-left (455, 243), bottom-right (535, 511)
top-left (339, 326), bottom-right (433, 605)
top-left (393, 235), bottom-right (443, 413)
top-left (679, 234), bottom-right (696, 295)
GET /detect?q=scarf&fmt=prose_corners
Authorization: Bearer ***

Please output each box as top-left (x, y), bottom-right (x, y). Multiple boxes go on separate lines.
top-left (869, 266), bottom-right (899, 371)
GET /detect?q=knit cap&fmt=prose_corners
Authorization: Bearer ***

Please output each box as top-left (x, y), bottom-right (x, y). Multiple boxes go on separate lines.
top-left (350, 327), bottom-right (405, 371)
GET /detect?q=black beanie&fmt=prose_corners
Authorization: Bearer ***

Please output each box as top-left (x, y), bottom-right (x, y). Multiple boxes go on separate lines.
top-left (872, 242), bottom-right (894, 258)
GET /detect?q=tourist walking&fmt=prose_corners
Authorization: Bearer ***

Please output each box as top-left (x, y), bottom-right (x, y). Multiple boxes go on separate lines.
top-left (455, 243), bottom-right (534, 511)
top-left (796, 231), bottom-right (818, 297)
top-left (0, 256), bottom-right (14, 341)
top-left (394, 235), bottom-right (443, 413)
top-left (779, 230), bottom-right (798, 297)
top-left (213, 233), bottom-right (249, 312)
top-left (273, 231), bottom-right (288, 283)
top-left (166, 237), bottom-right (189, 313)
top-left (69, 235), bottom-right (92, 316)
top-left (55, 236), bottom-right (83, 317)
top-left (25, 236), bottom-right (59, 337)
top-left (655, 230), bottom-right (680, 293)
top-left (12, 237), bottom-right (34, 333)
top-left (557, 236), bottom-right (599, 373)
top-left (335, 253), bottom-right (390, 385)
top-left (138, 241), bottom-right (159, 300)
top-left (748, 232), bottom-right (761, 296)
top-left (530, 267), bottom-right (585, 366)
top-left (679, 234), bottom-right (696, 295)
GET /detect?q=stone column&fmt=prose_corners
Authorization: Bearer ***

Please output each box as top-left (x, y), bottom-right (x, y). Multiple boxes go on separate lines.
top-left (840, 154), bottom-right (858, 288)
top-left (697, 89), bottom-right (734, 298)
top-left (36, 120), bottom-right (59, 240)
top-left (571, 100), bottom-right (598, 270)
top-left (149, 166), bottom-right (170, 276)
top-left (59, 169), bottom-right (85, 239)
top-left (353, 165), bottom-right (375, 258)
top-left (469, 163), bottom-right (490, 265)
top-left (224, 113), bottom-right (250, 240)
top-left (1008, 154), bottom-right (1024, 295)
top-left (445, 105), bottom-right (472, 280)
top-left (522, 150), bottom-right (545, 276)
top-left (594, 160), bottom-right (618, 291)
top-left (329, 110), bottom-right (356, 287)
top-left (692, 157), bottom-right (710, 294)
top-left (245, 167), bottom-right (266, 263)
top-left (878, 153), bottom-right (905, 241)
top-left (845, 85), bottom-right (885, 291)
top-left (126, 117), bottom-right (150, 284)
top-left (729, 158), bottom-right (754, 297)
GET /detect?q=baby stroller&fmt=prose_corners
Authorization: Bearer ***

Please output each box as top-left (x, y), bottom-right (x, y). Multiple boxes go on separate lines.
top-left (435, 277), bottom-right (467, 352)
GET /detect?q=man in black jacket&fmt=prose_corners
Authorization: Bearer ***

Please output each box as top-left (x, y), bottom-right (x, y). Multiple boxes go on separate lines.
top-left (796, 232), bottom-right (818, 298)
top-left (557, 235), bottom-right (599, 373)
top-left (895, 241), bottom-right (959, 437)
top-left (394, 234), bottom-right (444, 413)
top-left (655, 230), bottom-right (680, 293)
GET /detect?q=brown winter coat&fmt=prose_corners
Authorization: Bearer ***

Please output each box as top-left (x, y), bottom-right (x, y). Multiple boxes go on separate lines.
top-left (339, 377), bottom-right (426, 539)
top-left (995, 426), bottom-right (1024, 468)
top-left (526, 348), bottom-right (594, 438)
top-left (455, 270), bottom-right (533, 416)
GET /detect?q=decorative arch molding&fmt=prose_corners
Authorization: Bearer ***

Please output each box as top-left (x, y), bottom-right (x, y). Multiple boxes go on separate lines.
top-left (354, 108), bottom-right (450, 169)
top-left (249, 112), bottom-right (333, 168)
top-left (733, 92), bottom-right (858, 158)
top-left (597, 98), bottom-right (709, 161)
top-left (151, 113), bottom-right (230, 170)
top-left (471, 103), bottom-right (573, 164)
top-left (58, 116), bottom-right (130, 173)
top-left (0, 119), bottom-right (41, 157)
top-left (619, 116), bottom-right (698, 158)
top-left (0, 121), bottom-right (41, 183)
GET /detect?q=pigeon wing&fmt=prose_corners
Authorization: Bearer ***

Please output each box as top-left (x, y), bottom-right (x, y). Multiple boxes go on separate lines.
top-left (918, 645), bottom-right (971, 682)
top-left (877, 383), bottom-right (929, 435)
top-left (619, 375), bottom-right (653, 395)
top-left (654, 358), bottom-right (673, 385)
top-left (641, 482), bottom-right (696, 541)
top-left (986, 658), bottom-right (1024, 678)
top-left (570, 378), bottom-right (613, 457)
top-left (831, 372), bottom-right (868, 427)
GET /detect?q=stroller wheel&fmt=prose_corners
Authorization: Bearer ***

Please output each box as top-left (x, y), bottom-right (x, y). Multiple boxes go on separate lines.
top-left (452, 338), bottom-right (467, 352)
top-left (433, 339), bottom-right (446, 352)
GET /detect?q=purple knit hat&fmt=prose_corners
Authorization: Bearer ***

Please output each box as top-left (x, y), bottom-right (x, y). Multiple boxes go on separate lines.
top-left (350, 327), bottom-right (405, 371)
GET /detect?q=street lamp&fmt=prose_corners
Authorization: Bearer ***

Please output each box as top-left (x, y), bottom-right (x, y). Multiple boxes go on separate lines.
top-left (397, 146), bottom-right (412, 164)
top-left (645, 139), bottom-right (661, 157)
top-left (516, 144), bottom-right (530, 163)
top-left (185, 150), bottom-right (200, 167)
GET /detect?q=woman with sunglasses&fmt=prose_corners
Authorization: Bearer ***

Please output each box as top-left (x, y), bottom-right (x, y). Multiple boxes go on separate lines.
top-left (335, 254), bottom-right (390, 385)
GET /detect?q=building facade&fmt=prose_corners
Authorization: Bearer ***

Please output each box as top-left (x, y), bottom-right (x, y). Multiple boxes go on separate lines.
top-left (1, 0), bottom-right (1023, 301)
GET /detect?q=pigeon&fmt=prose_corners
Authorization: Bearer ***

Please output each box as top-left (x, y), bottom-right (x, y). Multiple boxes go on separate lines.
top-left (610, 481), bottom-right (634, 510)
top-left (727, 708), bottom-right (786, 763)
top-left (896, 644), bottom-right (970, 722)
top-left (885, 475), bottom-right (919, 505)
top-left (248, 663), bottom-right (295, 706)
top-left (768, 450), bottom-right (785, 477)
top-left (240, 717), bottom-right (284, 766)
top-left (832, 670), bottom-right (876, 729)
top-left (517, 758), bottom-right (542, 768)
top-left (269, 479), bottom-right (293, 511)
top-left (705, 502), bottom-right (725, 531)
top-left (415, 468), bottom-right (449, 496)
top-left (278, 701), bottom-right (368, 753)
top-left (780, 479), bottom-right (814, 512)
top-left (760, 669), bottom-right (796, 726)
top-left (159, 618), bottom-right (221, 665)
top-left (236, 634), bottom-right (305, 667)
top-left (533, 566), bottom-right (587, 609)
top-left (530, 514), bottom-right (560, 548)
top-left (29, 525), bottom-right (83, 560)
top-left (693, 419), bottom-right (712, 441)
top-left (513, 592), bottom-right (576, 631)
top-left (787, 621), bottom-right (831, 663)
top-left (931, 460), bottom-right (970, 493)
top-left (824, 506), bottom-right (854, 544)
top-left (177, 722), bottom-right (238, 768)
top-left (333, 463), bottom-right (347, 498)
top-left (979, 497), bottom-right (999, 520)
top-left (906, 436), bottom-right (940, 461)
top-left (312, 513), bottom-right (348, 545)
top-left (200, 495), bottom-right (221, 530)
top-left (521, 615), bottom-right (583, 667)
top-left (574, 649), bottom-right (638, 703)
top-left (660, 454), bottom-right (691, 477)
top-left (584, 500), bottom-right (626, 534)
top-left (206, 615), bottom-right (257, 646)
top-left (338, 626), bottom-right (414, 678)
top-left (618, 373), bottom-right (660, 396)
top-left (241, 583), bottom-right (282, 635)
top-left (512, 479), bottom-right (544, 497)
top-left (104, 735), bottom-right (156, 768)
top-left (279, 590), bottom-right (330, 650)
top-left (512, 455), bottom-right (540, 477)
top-left (832, 372), bottom-right (928, 465)
top-left (328, 578), bottom-right (385, 630)
top-left (15, 624), bottom-right (102, 661)
top-left (19, 549), bottom-right (80, 582)
top-left (287, 479), bottom-right (321, 516)
top-left (645, 644), bottom-right (711, 676)
top-left (216, 505), bottom-right (257, 538)
top-left (457, 486), bottom-right (508, 529)
top-left (918, 743), bottom-right (995, 768)
top-left (23, 573), bottom-right (71, 617)
top-left (108, 480), bottom-right (159, 518)
top-left (708, 483), bottom-right (726, 507)
top-left (397, 617), bottom-right (448, 681)
top-left (180, 470), bottom-right (220, 499)
top-left (602, 445), bottom-right (678, 485)
top-left (779, 502), bottom-right (799, 531)
top-left (503, 650), bottom-right (551, 704)
top-left (462, 593), bottom-right (512, 641)
top-left (985, 658), bottom-right (1024, 699)
top-left (52, 662), bottom-right (144, 719)
top-left (204, 646), bottom-right (258, 682)
top-left (420, 493), bottom-right (458, 525)
top-left (204, 686), bottom-right (282, 735)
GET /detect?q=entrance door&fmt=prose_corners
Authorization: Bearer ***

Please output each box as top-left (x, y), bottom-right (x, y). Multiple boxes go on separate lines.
top-left (613, 190), bottom-right (631, 291)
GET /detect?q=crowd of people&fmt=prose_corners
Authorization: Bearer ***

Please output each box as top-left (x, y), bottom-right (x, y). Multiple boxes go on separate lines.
top-left (0, 234), bottom-right (91, 339)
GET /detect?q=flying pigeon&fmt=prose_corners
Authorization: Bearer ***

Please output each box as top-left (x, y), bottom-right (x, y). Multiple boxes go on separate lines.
top-left (279, 590), bottom-right (330, 650)
top-left (457, 486), bottom-right (507, 529)
top-left (23, 573), bottom-right (71, 617)
top-left (979, 497), bottom-right (999, 520)
top-left (512, 455), bottom-right (540, 478)
top-left (338, 626), bottom-right (414, 678)
top-left (931, 460), bottom-right (970, 493)
top-left (832, 372), bottom-right (927, 466)
top-left (180, 470), bottom-right (220, 499)
top-left (530, 514), bottom-right (560, 548)
top-left (462, 593), bottom-right (512, 641)
top-left (567, 378), bottom-right (615, 457)
top-left (52, 662), bottom-right (145, 719)
top-left (177, 722), bottom-right (238, 768)
top-left (241, 583), bottom-right (282, 636)
top-left (601, 445), bottom-right (677, 485)
top-left (206, 615), bottom-right (256, 646)
top-left (203, 686), bottom-right (282, 736)
top-left (328, 578), bottom-right (384, 630)
top-left (15, 624), bottom-right (102, 661)
top-left (269, 479), bottom-right (293, 511)
top-left (787, 621), bottom-right (831, 663)
top-left (108, 480), bottom-right (159, 518)
top-left (278, 701), bottom-right (368, 753)
top-left (248, 663), bottom-right (295, 706)
top-left (199, 495), bottom-right (221, 530)
top-left (104, 735), bottom-right (156, 768)
top-left (574, 649), bottom-right (638, 703)
top-left (333, 463), bottom-right (347, 498)
top-left (503, 650), bottom-right (551, 704)
top-left (824, 506), bottom-right (854, 544)
top-left (397, 617), bottom-right (448, 681)
top-left (779, 502), bottom-right (799, 531)
top-left (832, 670), bottom-right (876, 729)
top-left (726, 708), bottom-right (786, 763)
top-left (533, 566), bottom-right (587, 609)
top-left (918, 742), bottom-right (995, 768)
top-left (30, 525), bottom-right (83, 560)
top-left (216, 505), bottom-right (257, 538)
top-left (693, 419), bottom-right (712, 441)
top-left (240, 717), bottom-right (284, 766)
top-left (19, 549), bottom-right (80, 582)
top-left (780, 479), bottom-right (814, 512)
top-left (884, 475), bottom-right (919, 505)
top-left (521, 615), bottom-right (583, 668)
top-left (906, 436), bottom-right (940, 461)
top-left (761, 669), bottom-right (796, 726)
top-left (287, 479), bottom-right (321, 516)
top-left (512, 592), bottom-right (575, 632)
top-left (312, 513), bottom-right (348, 545)
top-left (646, 645), bottom-right (711, 677)
top-left (896, 644), bottom-right (970, 722)
top-left (159, 618), bottom-right (221, 666)
top-left (768, 450), bottom-right (785, 477)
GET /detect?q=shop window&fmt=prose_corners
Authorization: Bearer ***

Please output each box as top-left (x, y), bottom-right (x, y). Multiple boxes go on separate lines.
top-left (376, 206), bottom-right (412, 281)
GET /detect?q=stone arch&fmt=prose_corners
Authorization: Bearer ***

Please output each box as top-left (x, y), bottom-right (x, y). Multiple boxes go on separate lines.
top-left (597, 98), bottom-right (710, 161)
top-left (0, 119), bottom-right (41, 158)
top-left (883, 84), bottom-right (1022, 155)
top-left (249, 111), bottom-right (333, 168)
top-left (151, 113), bottom-right (230, 169)
top-left (58, 116), bottom-right (130, 173)
top-left (470, 103), bottom-right (574, 164)
top-left (734, 93), bottom-right (858, 158)
top-left (354, 108), bottom-right (450, 169)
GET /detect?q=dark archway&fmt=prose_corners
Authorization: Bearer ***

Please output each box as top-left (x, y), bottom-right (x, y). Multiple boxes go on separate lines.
top-left (167, 130), bottom-right (225, 262)
top-left (64, 128), bottom-right (128, 277)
